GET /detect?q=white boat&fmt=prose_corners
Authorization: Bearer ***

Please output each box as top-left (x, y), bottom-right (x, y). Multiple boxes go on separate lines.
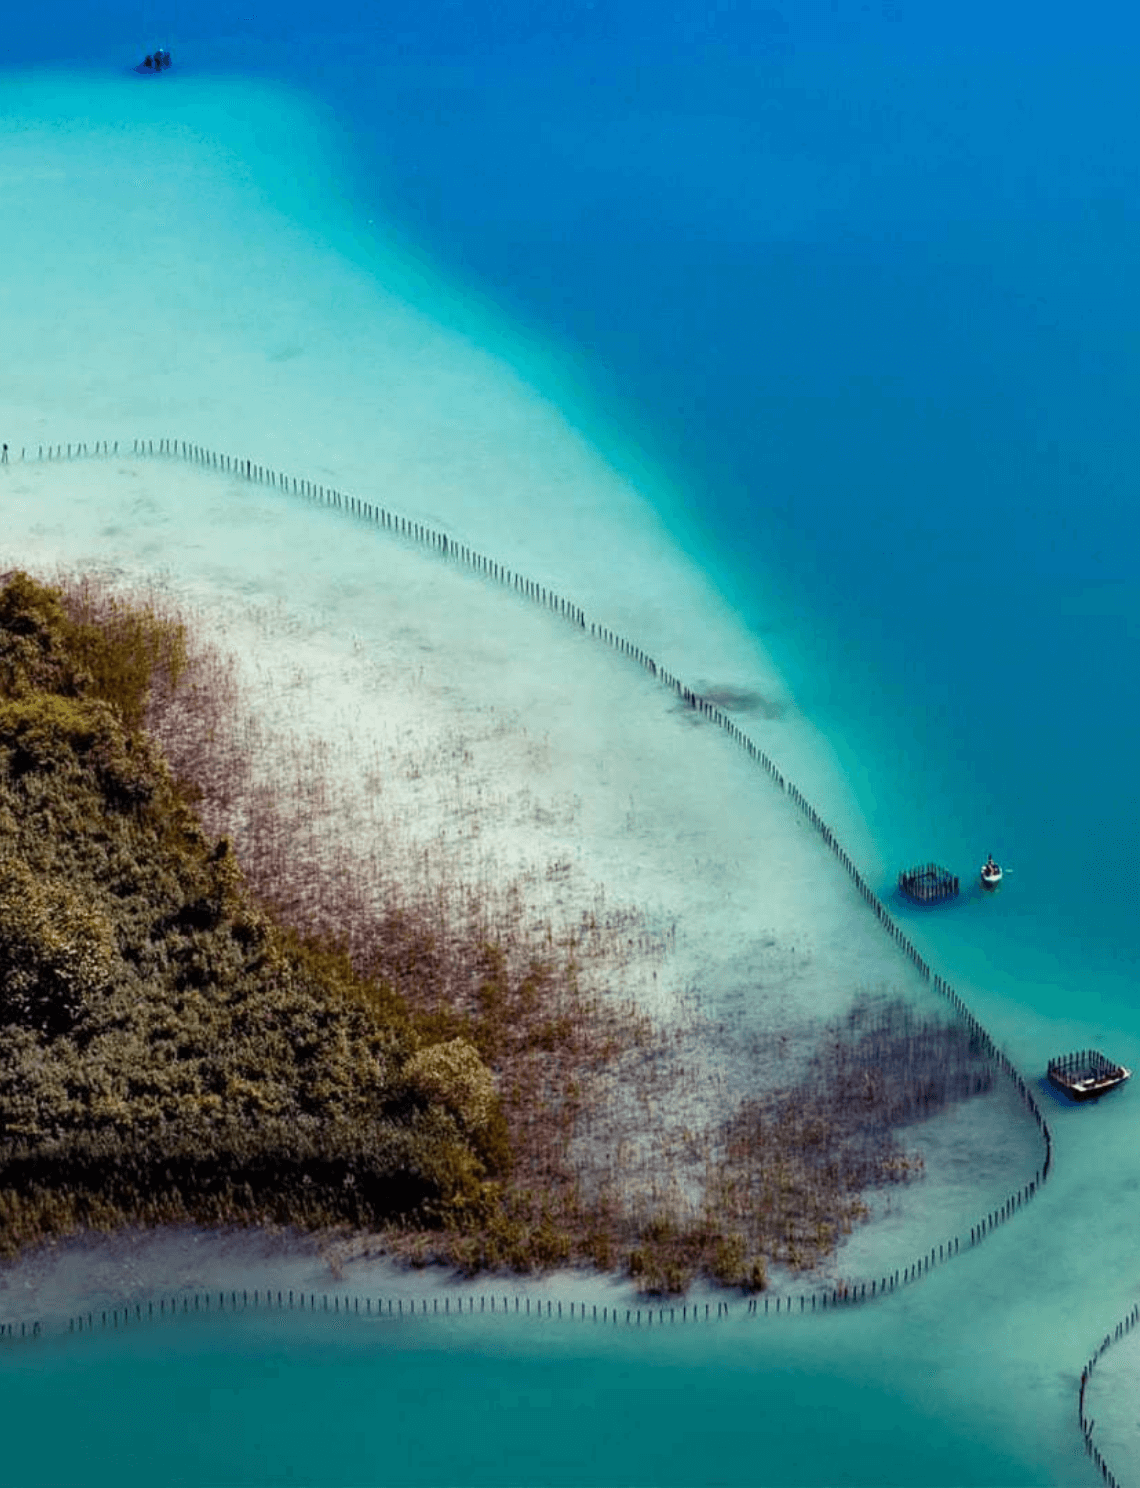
top-left (980, 855), bottom-right (1002, 889)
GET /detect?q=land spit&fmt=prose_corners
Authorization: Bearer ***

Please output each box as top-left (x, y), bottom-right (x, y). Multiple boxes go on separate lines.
top-left (0, 456), bottom-right (1043, 1298)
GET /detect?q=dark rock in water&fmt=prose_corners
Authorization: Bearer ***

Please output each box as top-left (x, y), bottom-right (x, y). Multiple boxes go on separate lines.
top-left (696, 685), bottom-right (782, 719)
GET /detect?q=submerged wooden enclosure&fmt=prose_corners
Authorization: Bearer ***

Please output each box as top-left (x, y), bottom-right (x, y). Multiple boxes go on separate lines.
top-left (898, 863), bottom-right (959, 905)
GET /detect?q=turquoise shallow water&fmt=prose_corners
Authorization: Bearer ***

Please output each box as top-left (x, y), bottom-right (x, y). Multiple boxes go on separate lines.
top-left (0, 1296), bottom-right (1072, 1487)
top-left (3, 3), bottom-right (1140, 1483)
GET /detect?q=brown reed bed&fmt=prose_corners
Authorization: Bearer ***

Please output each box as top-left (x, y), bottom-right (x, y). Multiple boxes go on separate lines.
top-left (0, 569), bottom-right (999, 1292)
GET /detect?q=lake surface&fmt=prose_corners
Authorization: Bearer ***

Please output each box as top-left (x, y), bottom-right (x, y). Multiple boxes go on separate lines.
top-left (2, 2), bottom-right (1138, 1482)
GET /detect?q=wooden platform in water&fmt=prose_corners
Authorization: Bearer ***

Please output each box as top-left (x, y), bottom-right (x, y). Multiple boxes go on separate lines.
top-left (898, 863), bottom-right (959, 905)
top-left (1047, 1049), bottom-right (1131, 1101)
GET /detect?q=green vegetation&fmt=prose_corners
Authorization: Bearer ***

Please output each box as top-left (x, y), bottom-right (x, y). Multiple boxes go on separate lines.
top-left (0, 572), bottom-right (501, 1251)
top-left (0, 571), bottom-right (997, 1292)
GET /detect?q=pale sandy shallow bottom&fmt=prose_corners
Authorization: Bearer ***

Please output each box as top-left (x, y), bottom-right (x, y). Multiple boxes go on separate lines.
top-left (0, 453), bottom-right (1042, 1319)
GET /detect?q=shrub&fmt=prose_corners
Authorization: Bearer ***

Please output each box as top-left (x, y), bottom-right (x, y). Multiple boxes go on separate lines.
top-left (405, 1038), bottom-right (498, 1132)
top-left (0, 859), bottom-right (114, 1034)
top-left (709, 1233), bottom-right (747, 1286)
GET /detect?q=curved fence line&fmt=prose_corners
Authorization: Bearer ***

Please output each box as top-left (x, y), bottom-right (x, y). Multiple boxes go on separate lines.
top-left (51, 1288), bottom-right (748, 1336)
top-left (13, 436), bottom-right (1052, 1307)
top-left (1077, 1302), bottom-right (1137, 1488)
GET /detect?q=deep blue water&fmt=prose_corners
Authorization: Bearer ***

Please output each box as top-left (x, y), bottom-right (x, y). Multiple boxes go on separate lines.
top-left (330, 11), bottom-right (1140, 1001)
top-left (4, 2), bottom-right (1140, 1481)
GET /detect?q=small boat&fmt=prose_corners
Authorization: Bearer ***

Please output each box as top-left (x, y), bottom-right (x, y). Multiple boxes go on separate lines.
top-left (1048, 1050), bottom-right (1131, 1101)
top-left (980, 854), bottom-right (1002, 890)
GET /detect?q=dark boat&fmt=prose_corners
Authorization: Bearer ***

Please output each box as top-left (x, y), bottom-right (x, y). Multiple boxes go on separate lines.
top-left (134, 47), bottom-right (172, 74)
top-left (1047, 1049), bottom-right (1131, 1101)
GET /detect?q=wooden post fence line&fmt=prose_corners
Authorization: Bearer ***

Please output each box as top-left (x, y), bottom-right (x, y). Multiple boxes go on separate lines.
top-left (14, 436), bottom-right (1051, 1314)
top-left (1077, 1299), bottom-right (1139, 1488)
top-left (0, 1320), bottom-right (41, 1340)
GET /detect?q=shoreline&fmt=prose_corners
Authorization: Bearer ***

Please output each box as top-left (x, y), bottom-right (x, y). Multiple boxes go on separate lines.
top-left (0, 1223), bottom-right (699, 1336)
